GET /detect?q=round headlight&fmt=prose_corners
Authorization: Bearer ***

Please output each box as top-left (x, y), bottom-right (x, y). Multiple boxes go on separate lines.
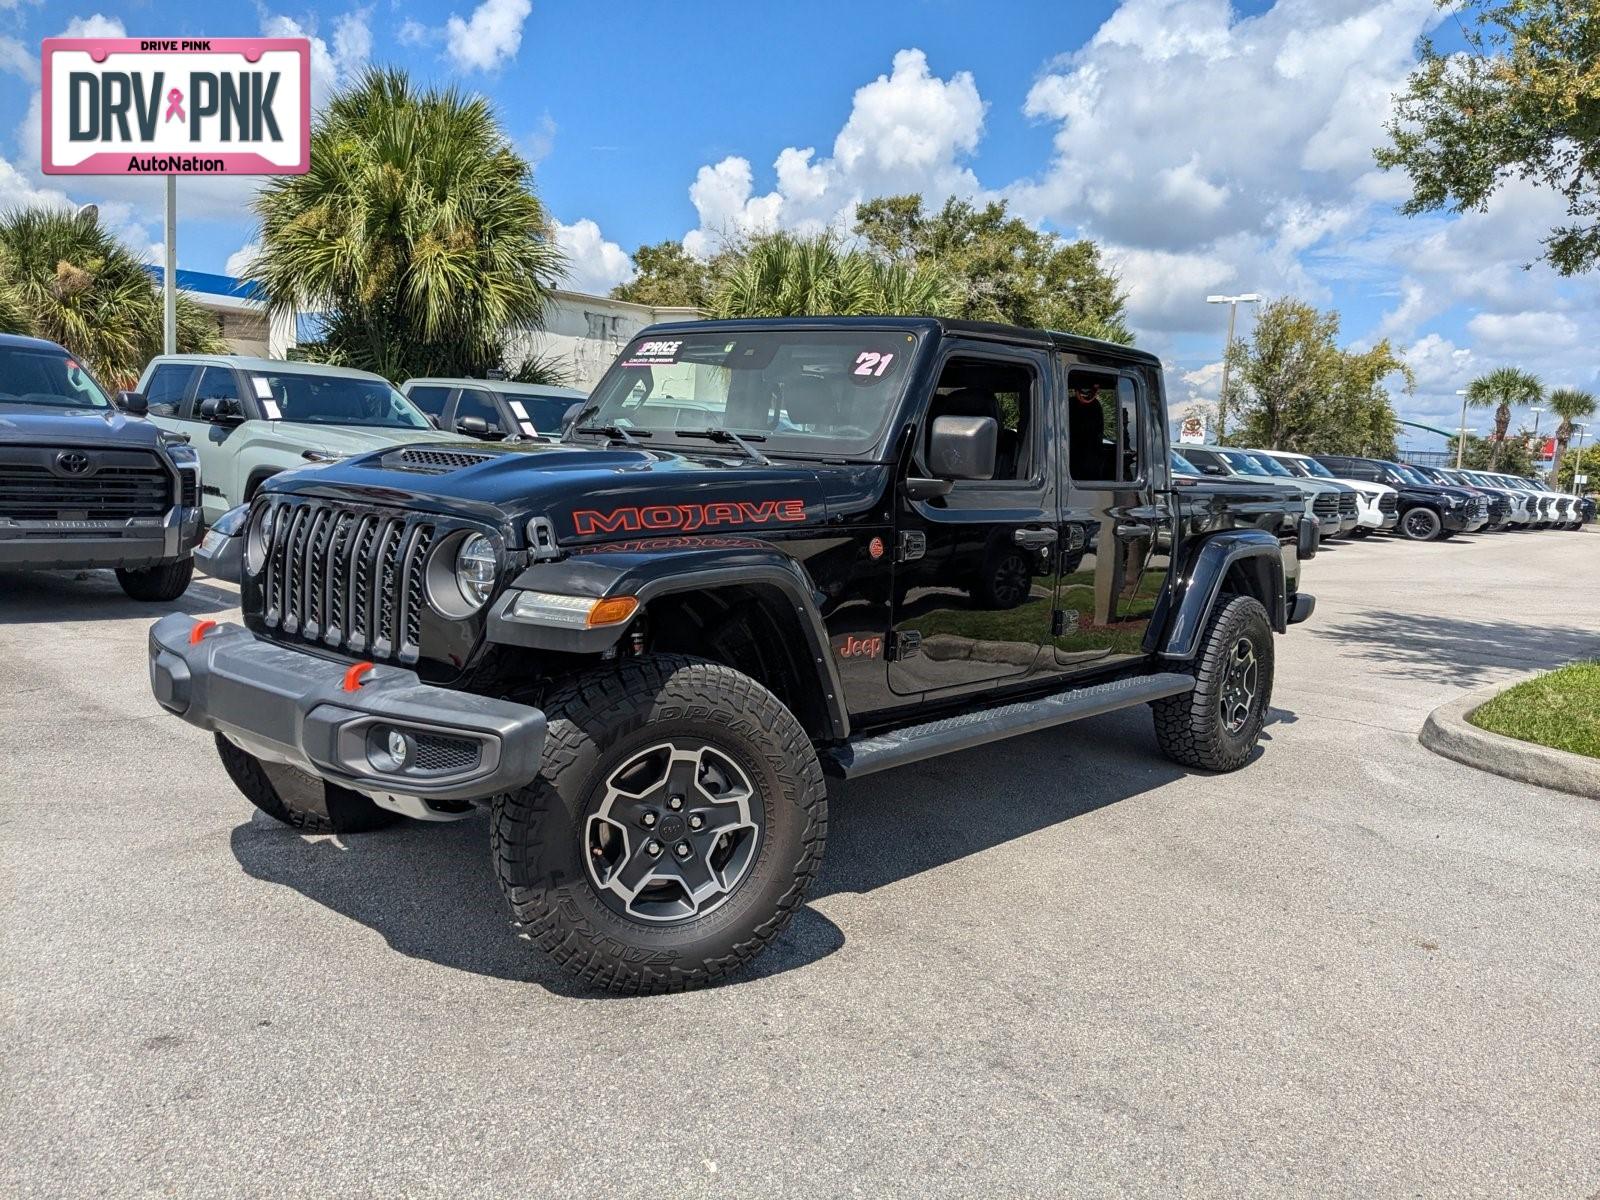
top-left (455, 533), bottom-right (497, 609)
top-left (244, 504), bottom-right (275, 576)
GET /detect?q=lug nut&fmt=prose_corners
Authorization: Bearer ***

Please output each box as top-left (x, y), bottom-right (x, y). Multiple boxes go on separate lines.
top-left (668, 795), bottom-right (684, 811)
top-left (646, 840), bottom-right (662, 857)
top-left (689, 814), bottom-right (704, 831)
top-left (641, 811), bottom-right (657, 828)
top-left (675, 841), bottom-right (691, 859)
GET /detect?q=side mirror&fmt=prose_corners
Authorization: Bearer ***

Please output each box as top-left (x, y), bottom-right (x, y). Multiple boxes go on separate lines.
top-left (116, 390), bottom-right (148, 416)
top-left (426, 413), bottom-right (441, 429)
top-left (200, 396), bottom-right (244, 424)
top-left (561, 403), bottom-right (584, 432)
top-left (928, 414), bottom-right (997, 481)
top-left (1297, 515), bottom-right (1320, 561)
top-left (456, 415), bottom-right (492, 437)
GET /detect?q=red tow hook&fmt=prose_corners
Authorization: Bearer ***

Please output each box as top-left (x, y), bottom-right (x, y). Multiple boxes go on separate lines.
top-left (342, 661), bottom-right (375, 692)
top-left (189, 619), bottom-right (218, 645)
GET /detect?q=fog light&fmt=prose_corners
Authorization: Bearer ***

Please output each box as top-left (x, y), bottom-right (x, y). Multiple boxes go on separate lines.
top-left (369, 726), bottom-right (414, 772)
top-left (387, 729), bottom-right (411, 763)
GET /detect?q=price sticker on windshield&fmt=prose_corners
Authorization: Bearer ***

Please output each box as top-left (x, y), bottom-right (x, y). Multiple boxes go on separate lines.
top-left (623, 339), bottom-right (682, 368)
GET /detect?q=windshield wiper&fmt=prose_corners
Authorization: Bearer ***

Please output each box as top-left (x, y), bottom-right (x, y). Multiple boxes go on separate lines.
top-left (677, 427), bottom-right (770, 465)
top-left (576, 423), bottom-right (651, 447)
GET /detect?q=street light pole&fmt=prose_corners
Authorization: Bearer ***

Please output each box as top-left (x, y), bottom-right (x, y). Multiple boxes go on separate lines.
top-left (1206, 293), bottom-right (1259, 441)
top-left (1455, 388), bottom-right (1470, 468)
top-left (1529, 406), bottom-right (1546, 479)
top-left (1574, 423), bottom-right (1589, 491)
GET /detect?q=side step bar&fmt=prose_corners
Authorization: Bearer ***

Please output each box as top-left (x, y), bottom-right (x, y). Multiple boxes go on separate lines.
top-left (820, 672), bottom-right (1195, 780)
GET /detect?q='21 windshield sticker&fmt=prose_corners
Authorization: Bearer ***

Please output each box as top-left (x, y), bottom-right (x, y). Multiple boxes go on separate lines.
top-left (623, 339), bottom-right (683, 368)
top-left (852, 350), bottom-right (895, 378)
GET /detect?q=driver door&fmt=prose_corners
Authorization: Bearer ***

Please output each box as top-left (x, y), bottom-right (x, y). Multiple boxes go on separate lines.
top-left (184, 365), bottom-right (254, 522)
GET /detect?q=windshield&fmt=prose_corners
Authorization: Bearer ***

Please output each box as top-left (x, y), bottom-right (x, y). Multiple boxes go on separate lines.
top-left (581, 329), bottom-right (921, 456)
top-left (250, 372), bottom-right (431, 429)
top-left (1297, 457), bottom-right (1337, 479)
top-left (507, 391), bottom-right (580, 434)
top-left (1217, 449), bottom-right (1266, 474)
top-left (1170, 449), bottom-right (1200, 476)
top-left (1247, 452), bottom-right (1295, 477)
top-left (0, 347), bottom-right (112, 409)
top-left (1392, 464), bottom-right (1432, 486)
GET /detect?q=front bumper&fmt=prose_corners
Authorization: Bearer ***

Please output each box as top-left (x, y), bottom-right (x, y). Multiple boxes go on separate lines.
top-left (148, 612), bottom-right (546, 803)
top-left (0, 506), bottom-right (201, 570)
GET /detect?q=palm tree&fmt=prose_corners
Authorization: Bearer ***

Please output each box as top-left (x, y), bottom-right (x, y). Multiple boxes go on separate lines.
top-left (249, 68), bottom-right (566, 382)
top-left (0, 206), bottom-right (226, 387)
top-left (1546, 387), bottom-right (1597, 487)
top-left (1465, 367), bottom-right (1542, 469)
top-left (713, 230), bottom-right (956, 318)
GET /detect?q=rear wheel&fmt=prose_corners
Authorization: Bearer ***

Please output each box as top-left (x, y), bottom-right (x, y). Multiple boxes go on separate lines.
top-left (214, 733), bottom-right (399, 833)
top-left (1153, 594), bottom-right (1274, 772)
top-left (1400, 506), bottom-right (1443, 541)
top-left (491, 654), bottom-right (827, 994)
top-left (116, 556), bottom-right (194, 601)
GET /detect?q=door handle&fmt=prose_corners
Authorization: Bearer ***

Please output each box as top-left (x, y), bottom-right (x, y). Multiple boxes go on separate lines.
top-left (1116, 522), bottom-right (1157, 538)
top-left (1013, 527), bottom-right (1059, 548)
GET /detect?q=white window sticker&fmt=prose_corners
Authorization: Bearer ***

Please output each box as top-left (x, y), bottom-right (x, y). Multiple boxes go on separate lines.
top-left (252, 376), bottom-right (273, 399)
top-left (520, 421), bottom-right (539, 436)
top-left (509, 401), bottom-right (530, 419)
top-left (261, 399), bottom-right (282, 420)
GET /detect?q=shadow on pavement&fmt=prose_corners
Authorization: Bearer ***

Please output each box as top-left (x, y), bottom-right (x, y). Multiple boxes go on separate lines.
top-left (0, 569), bottom-right (237, 624)
top-left (1313, 608), bottom-right (1600, 688)
top-left (229, 703), bottom-right (1229, 993)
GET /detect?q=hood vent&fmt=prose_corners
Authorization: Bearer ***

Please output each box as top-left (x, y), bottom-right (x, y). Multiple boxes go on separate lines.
top-left (381, 447), bottom-right (499, 474)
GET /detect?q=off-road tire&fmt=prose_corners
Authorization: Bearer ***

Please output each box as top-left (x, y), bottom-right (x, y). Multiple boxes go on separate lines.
top-left (214, 733), bottom-right (400, 833)
top-left (491, 654), bottom-right (827, 995)
top-left (1400, 506), bottom-right (1443, 541)
top-left (115, 556), bottom-right (194, 601)
top-left (1152, 593), bottom-right (1274, 772)
top-left (972, 545), bottom-right (1033, 609)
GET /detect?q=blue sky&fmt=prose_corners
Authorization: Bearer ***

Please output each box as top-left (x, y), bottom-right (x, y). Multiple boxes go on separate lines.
top-left (3, 0), bottom-right (1595, 450)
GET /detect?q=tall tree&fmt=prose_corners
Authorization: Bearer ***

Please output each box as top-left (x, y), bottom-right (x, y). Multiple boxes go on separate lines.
top-left (611, 240), bottom-right (717, 309)
top-left (1377, 0), bottom-right (1600, 275)
top-left (712, 231), bottom-right (957, 319)
top-left (854, 194), bottom-right (1131, 341)
top-left (250, 68), bottom-right (565, 382)
top-left (0, 206), bottom-right (226, 387)
top-left (1465, 366), bottom-right (1542, 468)
top-left (1448, 430), bottom-right (1535, 474)
top-left (1222, 298), bottom-right (1408, 456)
top-left (1546, 386), bottom-right (1597, 484)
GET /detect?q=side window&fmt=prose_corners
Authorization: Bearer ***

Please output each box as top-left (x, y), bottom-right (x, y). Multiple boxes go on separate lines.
top-left (143, 365), bottom-right (194, 417)
top-left (454, 389), bottom-right (506, 434)
top-left (406, 385), bottom-right (451, 420)
top-left (194, 366), bottom-right (242, 420)
top-left (1066, 368), bottom-right (1140, 484)
top-left (926, 356), bottom-right (1037, 483)
top-left (1180, 448), bottom-right (1228, 477)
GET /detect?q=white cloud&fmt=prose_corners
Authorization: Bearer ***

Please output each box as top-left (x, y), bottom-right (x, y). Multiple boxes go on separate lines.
top-left (0, 152), bottom-right (71, 214)
top-left (225, 242), bottom-right (261, 280)
top-left (553, 218), bottom-right (633, 296)
top-left (261, 8), bottom-right (372, 105)
top-left (398, 19), bottom-right (433, 47)
top-left (445, 0), bottom-right (533, 73)
top-left (679, 48), bottom-right (986, 257)
top-left (61, 13), bottom-right (126, 38)
top-left (1465, 310), bottom-right (1581, 354)
top-left (0, 36), bottom-right (38, 82)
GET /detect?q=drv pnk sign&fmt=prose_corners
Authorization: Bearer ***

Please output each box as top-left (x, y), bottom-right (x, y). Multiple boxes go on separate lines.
top-left (41, 38), bottom-right (309, 176)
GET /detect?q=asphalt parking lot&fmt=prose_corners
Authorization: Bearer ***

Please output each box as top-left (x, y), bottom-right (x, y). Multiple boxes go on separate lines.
top-left (3, 528), bottom-right (1598, 1198)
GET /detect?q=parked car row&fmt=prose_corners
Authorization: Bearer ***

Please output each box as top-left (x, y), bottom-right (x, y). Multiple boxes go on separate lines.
top-left (1174, 442), bottom-right (1592, 541)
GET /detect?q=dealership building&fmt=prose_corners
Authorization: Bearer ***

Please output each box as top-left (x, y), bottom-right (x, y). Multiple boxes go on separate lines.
top-left (146, 267), bottom-right (698, 390)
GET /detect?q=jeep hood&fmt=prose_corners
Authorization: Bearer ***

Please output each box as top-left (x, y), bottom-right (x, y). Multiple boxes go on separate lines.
top-left (261, 440), bottom-right (865, 547)
top-left (0, 403), bottom-right (172, 448)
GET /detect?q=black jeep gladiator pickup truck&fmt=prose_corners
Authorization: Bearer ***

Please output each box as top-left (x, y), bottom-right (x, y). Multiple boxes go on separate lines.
top-left (149, 317), bottom-right (1317, 992)
top-left (2, 333), bottom-right (201, 599)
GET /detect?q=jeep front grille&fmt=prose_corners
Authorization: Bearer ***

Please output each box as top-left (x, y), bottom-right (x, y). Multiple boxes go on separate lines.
top-left (0, 446), bottom-right (172, 521)
top-left (260, 499), bottom-right (437, 665)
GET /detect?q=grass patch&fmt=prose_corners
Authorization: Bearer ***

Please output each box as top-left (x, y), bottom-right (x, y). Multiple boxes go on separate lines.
top-left (1468, 662), bottom-right (1600, 760)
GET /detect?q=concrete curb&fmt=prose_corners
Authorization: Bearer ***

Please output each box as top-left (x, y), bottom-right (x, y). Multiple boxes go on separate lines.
top-left (1420, 677), bottom-right (1600, 800)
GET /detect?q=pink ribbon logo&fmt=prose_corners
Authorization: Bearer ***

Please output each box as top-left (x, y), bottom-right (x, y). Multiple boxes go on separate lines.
top-left (164, 88), bottom-right (185, 123)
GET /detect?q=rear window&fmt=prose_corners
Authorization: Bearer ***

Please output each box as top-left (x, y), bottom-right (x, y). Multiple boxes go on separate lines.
top-left (406, 385), bottom-right (452, 419)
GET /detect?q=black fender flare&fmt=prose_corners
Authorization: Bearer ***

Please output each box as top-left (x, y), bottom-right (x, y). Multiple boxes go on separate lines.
top-left (1154, 528), bottom-right (1287, 661)
top-left (486, 542), bottom-right (850, 738)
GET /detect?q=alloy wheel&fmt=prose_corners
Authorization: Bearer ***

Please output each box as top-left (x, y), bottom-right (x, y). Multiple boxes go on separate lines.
top-left (584, 740), bottom-right (762, 923)
top-left (1220, 636), bottom-right (1258, 735)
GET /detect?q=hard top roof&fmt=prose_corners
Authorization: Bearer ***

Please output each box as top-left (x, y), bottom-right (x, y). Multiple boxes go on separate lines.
top-left (636, 315), bottom-right (1161, 368)
top-left (144, 354), bottom-right (390, 382)
top-left (403, 377), bottom-right (587, 398)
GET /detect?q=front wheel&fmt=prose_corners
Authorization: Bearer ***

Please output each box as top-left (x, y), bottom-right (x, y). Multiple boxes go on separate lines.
top-left (1152, 594), bottom-right (1274, 772)
top-left (1400, 506), bottom-right (1443, 541)
top-left (491, 654), bottom-right (827, 994)
top-left (116, 556), bottom-right (194, 601)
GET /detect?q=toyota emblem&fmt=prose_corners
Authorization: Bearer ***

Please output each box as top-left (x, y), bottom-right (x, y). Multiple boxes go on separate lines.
top-left (55, 452), bottom-right (92, 475)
